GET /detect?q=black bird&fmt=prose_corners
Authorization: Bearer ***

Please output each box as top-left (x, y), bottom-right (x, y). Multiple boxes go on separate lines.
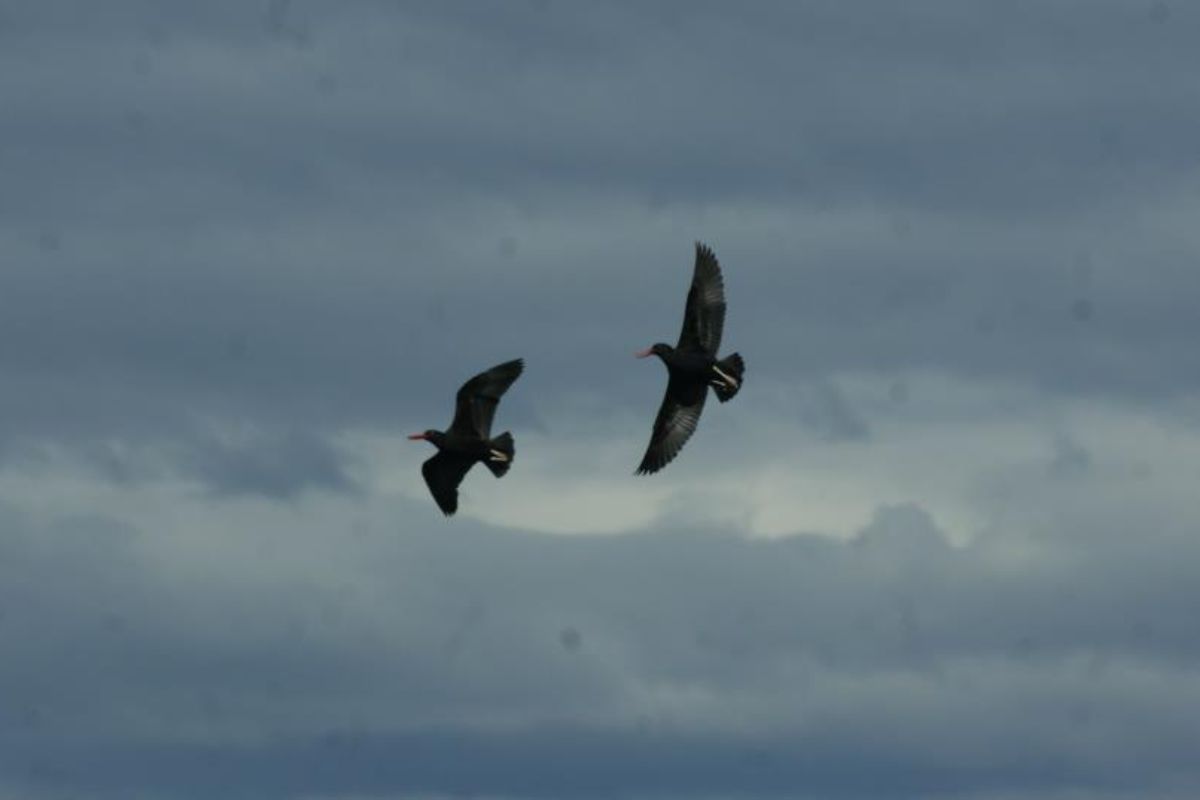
top-left (635, 242), bottom-right (745, 475)
top-left (409, 359), bottom-right (524, 515)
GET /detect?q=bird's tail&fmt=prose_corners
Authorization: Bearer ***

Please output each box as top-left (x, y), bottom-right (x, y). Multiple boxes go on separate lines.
top-left (484, 432), bottom-right (515, 477)
top-left (711, 353), bottom-right (745, 402)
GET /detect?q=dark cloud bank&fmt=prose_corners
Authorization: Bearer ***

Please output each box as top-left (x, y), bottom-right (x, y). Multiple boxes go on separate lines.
top-left (3, 0), bottom-right (1200, 480)
top-left (2, 500), bottom-right (1198, 799)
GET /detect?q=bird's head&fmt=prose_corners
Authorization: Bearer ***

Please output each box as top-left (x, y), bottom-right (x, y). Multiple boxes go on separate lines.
top-left (635, 343), bottom-right (673, 360)
top-left (407, 429), bottom-right (445, 448)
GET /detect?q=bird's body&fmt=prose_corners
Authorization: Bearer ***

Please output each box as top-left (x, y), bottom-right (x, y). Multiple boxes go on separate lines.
top-left (409, 359), bottom-right (523, 515)
top-left (421, 429), bottom-right (510, 463)
top-left (635, 243), bottom-right (745, 475)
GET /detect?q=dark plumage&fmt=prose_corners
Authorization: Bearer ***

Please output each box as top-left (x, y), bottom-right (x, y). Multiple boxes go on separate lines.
top-left (409, 359), bottom-right (524, 515)
top-left (635, 243), bottom-right (745, 475)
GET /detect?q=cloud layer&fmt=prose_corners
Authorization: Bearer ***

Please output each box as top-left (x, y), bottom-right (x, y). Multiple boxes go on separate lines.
top-left (2, 2), bottom-right (1199, 798)
top-left (2, 491), bottom-right (1198, 800)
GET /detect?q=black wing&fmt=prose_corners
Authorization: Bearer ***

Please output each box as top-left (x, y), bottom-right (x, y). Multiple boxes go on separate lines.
top-left (635, 383), bottom-right (707, 475)
top-left (676, 242), bottom-right (726, 356)
top-left (449, 359), bottom-right (524, 438)
top-left (421, 451), bottom-right (476, 516)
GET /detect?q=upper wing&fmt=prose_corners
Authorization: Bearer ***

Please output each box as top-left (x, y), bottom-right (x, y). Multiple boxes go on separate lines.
top-left (635, 384), bottom-right (707, 475)
top-left (676, 242), bottom-right (726, 355)
top-left (449, 358), bottom-right (524, 438)
top-left (421, 451), bottom-right (476, 516)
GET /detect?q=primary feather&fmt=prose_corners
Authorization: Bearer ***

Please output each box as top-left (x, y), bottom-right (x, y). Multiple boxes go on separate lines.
top-left (449, 358), bottom-right (524, 438)
top-left (677, 242), bottom-right (727, 356)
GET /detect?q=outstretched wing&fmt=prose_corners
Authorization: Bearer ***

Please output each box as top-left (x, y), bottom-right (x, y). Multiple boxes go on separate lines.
top-left (421, 451), bottom-right (476, 516)
top-left (676, 242), bottom-right (726, 356)
top-left (449, 358), bottom-right (524, 438)
top-left (635, 384), bottom-right (707, 475)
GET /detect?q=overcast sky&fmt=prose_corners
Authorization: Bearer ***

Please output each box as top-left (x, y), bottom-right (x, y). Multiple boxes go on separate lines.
top-left (2, 1), bottom-right (1200, 798)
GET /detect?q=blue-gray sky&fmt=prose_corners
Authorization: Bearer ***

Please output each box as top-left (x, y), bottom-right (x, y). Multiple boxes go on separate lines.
top-left (2, 1), bottom-right (1200, 798)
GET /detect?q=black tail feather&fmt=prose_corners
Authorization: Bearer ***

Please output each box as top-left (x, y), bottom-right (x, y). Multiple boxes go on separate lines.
top-left (711, 353), bottom-right (745, 402)
top-left (483, 431), bottom-right (515, 477)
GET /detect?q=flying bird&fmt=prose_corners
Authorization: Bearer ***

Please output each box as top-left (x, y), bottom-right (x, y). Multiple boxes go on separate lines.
top-left (635, 242), bottom-right (745, 475)
top-left (409, 358), bottom-right (524, 515)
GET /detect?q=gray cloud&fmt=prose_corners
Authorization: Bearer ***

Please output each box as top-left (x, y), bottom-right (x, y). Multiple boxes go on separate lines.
top-left (2, 500), bottom-right (1199, 798)
top-left (799, 381), bottom-right (871, 442)
top-left (1047, 433), bottom-right (1092, 479)
top-left (177, 426), bottom-right (359, 498)
top-left (3, 0), bottom-right (1200, 479)
top-left (1, 3), bottom-right (1198, 798)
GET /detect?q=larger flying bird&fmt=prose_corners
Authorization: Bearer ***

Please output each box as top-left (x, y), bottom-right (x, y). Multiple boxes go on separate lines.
top-left (409, 359), bottom-right (523, 515)
top-left (635, 242), bottom-right (745, 475)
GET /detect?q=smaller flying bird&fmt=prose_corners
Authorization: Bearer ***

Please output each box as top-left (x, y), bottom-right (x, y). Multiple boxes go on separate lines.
top-left (409, 358), bottom-right (524, 516)
top-left (635, 242), bottom-right (745, 475)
